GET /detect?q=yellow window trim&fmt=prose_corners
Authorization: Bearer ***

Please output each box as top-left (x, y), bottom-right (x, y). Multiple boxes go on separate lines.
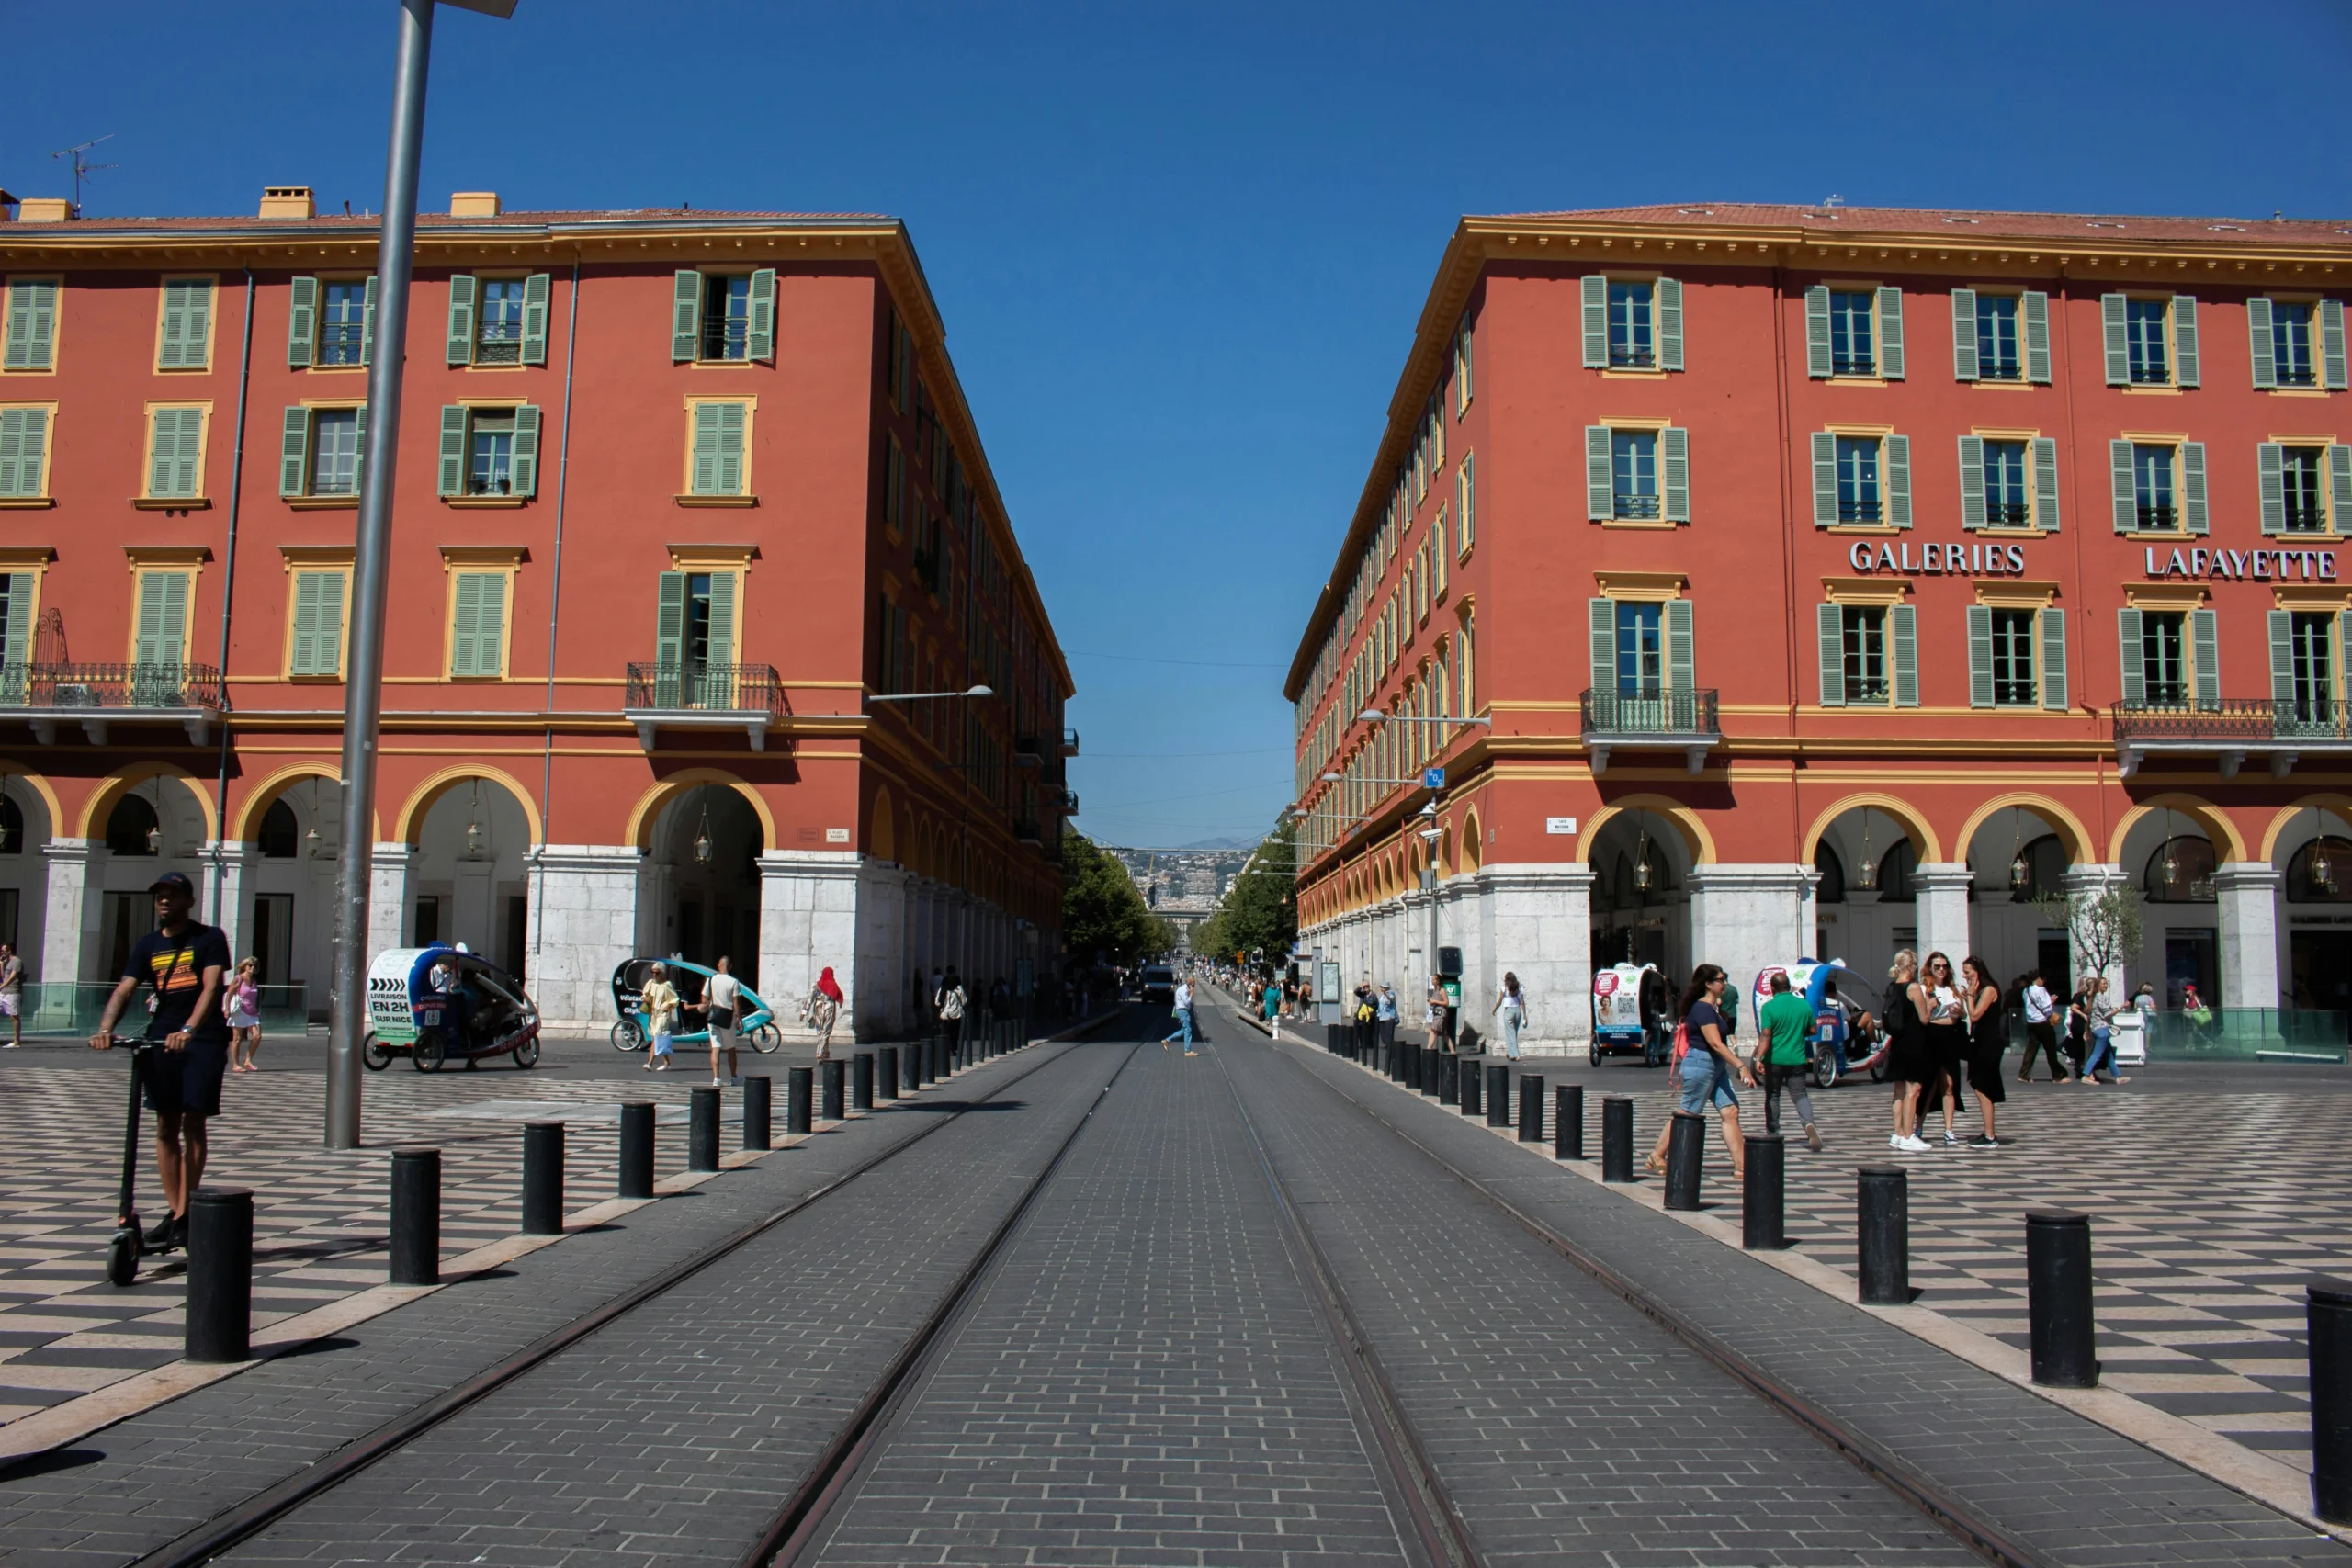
top-left (680, 393), bottom-right (756, 500)
top-left (439, 561), bottom-right (521, 681)
top-left (153, 275), bottom-right (220, 374)
top-left (121, 545), bottom-right (211, 569)
top-left (1591, 570), bottom-right (1686, 601)
top-left (2124, 583), bottom-right (2209, 608)
top-left (2275, 586), bottom-right (2352, 610)
top-left (1973, 580), bottom-right (2061, 609)
top-left (1, 277), bottom-right (62, 377)
top-left (296, 396), bottom-right (368, 411)
top-left (2120, 429), bottom-right (2188, 444)
top-left (454, 394), bottom-right (530, 409)
top-left (1972, 424), bottom-right (2041, 441)
top-left (138, 399), bottom-right (215, 503)
top-left (1823, 422), bottom-right (1895, 438)
top-left (1600, 415), bottom-right (1671, 433)
top-left (667, 544), bottom-right (759, 570)
top-left (0, 547), bottom-right (56, 569)
top-left (279, 562), bottom-right (355, 681)
top-left (1600, 367), bottom-right (1668, 380)
top-left (2120, 385), bottom-right (2184, 396)
top-left (439, 545), bottom-right (529, 568)
top-left (124, 561), bottom-right (203, 667)
top-left (1820, 576), bottom-right (1912, 605)
top-left (0, 399), bottom-right (61, 499)
top-left (2267, 433), bottom-right (2339, 445)
top-left (1825, 377), bottom-right (1891, 388)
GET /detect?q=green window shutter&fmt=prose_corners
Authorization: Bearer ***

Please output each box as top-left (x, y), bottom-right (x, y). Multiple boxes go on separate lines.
top-left (1957, 434), bottom-right (1986, 529)
top-left (3, 280), bottom-right (56, 370)
top-left (137, 571), bottom-right (189, 668)
top-left (2331, 444), bottom-right (2352, 526)
top-left (2032, 437), bottom-right (2061, 532)
top-left (2173, 296), bottom-right (2200, 387)
top-left (279, 406), bottom-right (311, 497)
top-left (1966, 604), bottom-right (1995, 707)
top-left (655, 571), bottom-right (687, 685)
top-left (1891, 604), bottom-right (1918, 707)
top-left (1816, 603), bottom-right (1845, 706)
top-left (1588, 598), bottom-right (1613, 694)
top-left (1657, 276), bottom-right (1683, 371)
top-left (159, 279), bottom-right (211, 368)
top-left (1884, 434), bottom-right (1912, 528)
top-left (707, 570), bottom-right (736, 667)
top-left (1810, 431), bottom-right (1838, 526)
top-left (747, 268), bottom-right (775, 361)
top-left (352, 404), bottom-right (368, 492)
top-left (1951, 288), bottom-right (1978, 380)
top-left (2257, 442), bottom-right (2286, 534)
top-left (2249, 298), bottom-right (2277, 389)
top-left (437, 405), bottom-right (469, 497)
top-left (2100, 294), bottom-right (2130, 385)
top-left (716, 402), bottom-right (745, 494)
top-left (0, 408), bottom-right (45, 498)
top-left (2117, 608), bottom-right (2145, 705)
top-left (2191, 608), bottom-right (2220, 706)
top-left (150, 407), bottom-right (201, 499)
top-left (289, 570), bottom-right (326, 675)
top-left (1458, 452), bottom-right (1474, 549)
top-left (692, 403), bottom-right (722, 493)
top-left (2323, 299), bottom-right (2349, 390)
top-left (449, 571), bottom-right (486, 676)
top-left (316, 570), bottom-right (346, 678)
top-left (445, 275), bottom-right (477, 367)
top-left (1584, 426), bottom-right (1611, 520)
top-left (360, 276), bottom-right (379, 367)
top-left (1876, 286), bottom-right (1905, 378)
top-left (1661, 426), bottom-right (1690, 522)
top-left (2109, 440), bottom-right (2135, 533)
top-left (286, 276), bottom-right (317, 367)
top-left (2, 572), bottom-right (30, 670)
top-left (474, 574), bottom-right (505, 677)
top-left (2182, 441), bottom-right (2208, 534)
top-left (2040, 608), bottom-right (2067, 710)
top-left (512, 405), bottom-right (540, 497)
top-left (1804, 285), bottom-right (1831, 378)
top-left (2269, 609), bottom-right (2295, 703)
top-left (1665, 599), bottom-right (1694, 694)
top-left (2022, 291), bottom-right (2052, 383)
top-left (1579, 276), bottom-right (1607, 368)
top-left (672, 271), bottom-right (703, 362)
top-left (520, 273), bottom-right (550, 365)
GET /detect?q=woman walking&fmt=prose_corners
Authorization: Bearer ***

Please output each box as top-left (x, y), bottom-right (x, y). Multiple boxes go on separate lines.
top-left (225, 958), bottom-right (264, 1073)
top-left (1883, 950), bottom-right (1934, 1153)
top-left (1261, 976), bottom-right (1280, 1032)
top-left (639, 962), bottom-right (680, 1071)
top-left (1648, 964), bottom-right (1752, 1181)
top-left (1960, 955), bottom-right (2006, 1147)
top-left (1919, 952), bottom-right (1971, 1146)
top-left (807, 964), bottom-right (843, 1059)
top-left (2078, 976), bottom-right (2127, 1085)
top-left (1491, 972), bottom-right (1528, 1061)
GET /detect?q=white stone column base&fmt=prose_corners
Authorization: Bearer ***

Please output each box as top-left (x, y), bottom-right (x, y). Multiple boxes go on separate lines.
top-left (528, 844), bottom-right (645, 1029)
top-left (2212, 862), bottom-right (2282, 1012)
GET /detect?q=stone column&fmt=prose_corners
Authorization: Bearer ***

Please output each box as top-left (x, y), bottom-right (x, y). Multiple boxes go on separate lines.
top-left (202, 840), bottom-right (259, 962)
top-left (1911, 863), bottom-right (1976, 967)
top-left (759, 850), bottom-right (863, 1038)
top-left (2211, 862), bottom-right (2282, 1012)
top-left (527, 845), bottom-right (643, 1029)
top-left (2058, 863), bottom-right (2131, 1004)
top-left (367, 843), bottom-right (417, 960)
top-left (854, 863), bottom-right (906, 1037)
top-left (1477, 863), bottom-right (1595, 1055)
top-left (40, 840), bottom-right (97, 998)
top-left (1688, 863), bottom-right (1818, 1011)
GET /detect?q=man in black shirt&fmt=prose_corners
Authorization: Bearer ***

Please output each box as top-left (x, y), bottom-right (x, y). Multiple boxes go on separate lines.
top-left (89, 872), bottom-right (232, 1253)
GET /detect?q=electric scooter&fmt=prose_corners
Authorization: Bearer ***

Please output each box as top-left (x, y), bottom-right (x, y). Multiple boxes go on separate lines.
top-left (106, 1044), bottom-right (149, 1287)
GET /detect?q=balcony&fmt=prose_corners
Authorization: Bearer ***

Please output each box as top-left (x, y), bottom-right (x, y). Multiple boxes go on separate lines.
top-left (1061, 726), bottom-right (1080, 757)
top-left (0, 662), bottom-right (226, 745)
top-left (1579, 687), bottom-right (1720, 775)
top-left (2113, 696), bottom-right (2352, 779)
top-left (1055, 787), bottom-right (1080, 814)
top-left (621, 662), bottom-right (787, 752)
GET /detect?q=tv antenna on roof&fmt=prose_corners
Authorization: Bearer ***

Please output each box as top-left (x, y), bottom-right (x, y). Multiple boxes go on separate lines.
top-left (51, 135), bottom-right (119, 214)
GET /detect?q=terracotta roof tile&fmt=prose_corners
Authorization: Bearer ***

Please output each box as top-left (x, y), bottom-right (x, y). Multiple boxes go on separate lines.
top-left (3, 208), bottom-right (893, 230)
top-left (1487, 202), bottom-right (2352, 247)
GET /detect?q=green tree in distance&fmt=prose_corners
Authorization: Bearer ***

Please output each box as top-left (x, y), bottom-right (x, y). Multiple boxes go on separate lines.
top-left (1196, 811), bottom-right (1298, 972)
top-left (1061, 828), bottom-right (1176, 966)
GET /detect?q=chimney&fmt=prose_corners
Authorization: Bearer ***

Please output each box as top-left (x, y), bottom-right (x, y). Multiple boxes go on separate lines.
top-left (259, 186), bottom-right (315, 220)
top-left (0, 189), bottom-right (16, 220)
top-left (17, 197), bottom-right (75, 222)
top-left (449, 191), bottom-right (500, 218)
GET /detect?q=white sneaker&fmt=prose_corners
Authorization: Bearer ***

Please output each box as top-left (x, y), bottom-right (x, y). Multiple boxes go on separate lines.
top-left (712, 1077), bottom-right (724, 1087)
top-left (1888, 1134), bottom-right (1902, 1149)
top-left (1898, 1134), bottom-right (1932, 1152)
top-left (1941, 1130), bottom-right (1962, 1146)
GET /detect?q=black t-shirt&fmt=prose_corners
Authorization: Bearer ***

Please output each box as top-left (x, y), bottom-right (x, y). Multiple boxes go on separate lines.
top-left (1685, 998), bottom-right (1726, 1047)
top-left (123, 921), bottom-right (232, 1043)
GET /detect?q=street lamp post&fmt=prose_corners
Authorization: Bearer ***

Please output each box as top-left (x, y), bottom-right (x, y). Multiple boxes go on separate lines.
top-left (326, 0), bottom-right (516, 1152)
top-left (1357, 708), bottom-right (1488, 1044)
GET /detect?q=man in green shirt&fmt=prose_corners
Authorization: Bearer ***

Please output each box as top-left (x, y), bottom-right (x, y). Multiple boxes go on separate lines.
top-left (1755, 970), bottom-right (1823, 1152)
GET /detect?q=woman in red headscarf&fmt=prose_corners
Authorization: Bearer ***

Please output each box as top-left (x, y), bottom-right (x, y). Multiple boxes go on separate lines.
top-left (808, 966), bottom-right (843, 1057)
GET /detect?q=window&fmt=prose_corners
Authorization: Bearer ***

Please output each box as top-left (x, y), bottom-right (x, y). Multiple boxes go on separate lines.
top-left (1959, 434), bottom-right (2060, 531)
top-left (686, 400), bottom-right (749, 496)
top-left (2142, 611), bottom-right (2186, 703)
top-left (2273, 610), bottom-right (2338, 727)
top-left (2109, 439), bottom-right (2206, 533)
top-left (1951, 288), bottom-right (2052, 383)
top-left (280, 405), bottom-right (366, 499)
top-left (1969, 604), bottom-right (2068, 710)
top-left (291, 278), bottom-right (372, 368)
top-left (706, 275), bottom-right (750, 360)
top-left (287, 570), bottom-right (346, 678)
top-left (1805, 285), bottom-right (1905, 379)
top-left (1828, 290), bottom-right (1875, 376)
top-left (2103, 295), bottom-right (2203, 388)
top-left (1982, 439), bottom-right (2029, 526)
top-left (2125, 299), bottom-right (2168, 383)
top-left (156, 279), bottom-right (213, 370)
top-left (478, 278), bottom-right (527, 365)
top-left (1453, 318), bottom-right (1473, 414)
top-left (0, 407), bottom-right (52, 498)
top-left (0, 570), bottom-right (38, 689)
top-left (654, 570), bottom-right (739, 705)
top-left (1811, 431), bottom-right (1912, 527)
top-left (1581, 275), bottom-right (1683, 371)
top-left (2252, 298), bottom-right (2349, 391)
top-left (435, 404), bottom-right (542, 499)
top-left (1585, 425), bottom-right (1690, 523)
top-left (1837, 435), bottom-right (1881, 522)
top-left (1611, 429), bottom-right (1658, 519)
top-left (1817, 602), bottom-right (1917, 707)
top-left (670, 269), bottom-right (775, 364)
top-left (1974, 294), bottom-right (2022, 380)
top-left (132, 570), bottom-right (192, 670)
top-left (448, 571), bottom-right (508, 678)
top-left (2282, 445), bottom-right (2325, 532)
top-left (2119, 606), bottom-right (2216, 709)
top-left (145, 407), bottom-right (205, 500)
top-left (1987, 609), bottom-right (2038, 705)
top-left (2259, 442), bottom-right (2349, 535)
top-left (3, 279), bottom-right (59, 371)
top-left (1615, 601), bottom-right (1661, 696)
top-left (1456, 453), bottom-right (1475, 555)
top-left (2271, 300), bottom-right (2315, 389)
top-left (1841, 605), bottom-right (1887, 703)
top-left (1608, 281), bottom-right (1653, 368)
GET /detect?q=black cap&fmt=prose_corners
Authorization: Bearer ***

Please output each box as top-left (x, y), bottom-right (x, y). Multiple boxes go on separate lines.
top-left (147, 871), bottom-right (196, 897)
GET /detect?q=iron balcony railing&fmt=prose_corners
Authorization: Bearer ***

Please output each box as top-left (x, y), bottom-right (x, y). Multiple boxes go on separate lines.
top-left (1580, 687), bottom-right (1721, 738)
top-left (624, 662), bottom-right (786, 715)
top-left (1986, 500), bottom-right (2030, 526)
top-left (1978, 358), bottom-right (2023, 380)
top-left (475, 315), bottom-right (526, 365)
top-left (2137, 502), bottom-right (2177, 530)
top-left (317, 322), bottom-right (366, 365)
top-left (700, 319), bottom-right (750, 362)
top-left (2112, 696), bottom-right (2352, 744)
top-left (1061, 725), bottom-right (1080, 756)
top-left (1613, 492), bottom-right (1661, 521)
top-left (0, 662), bottom-right (227, 710)
top-left (1838, 498), bottom-right (1882, 524)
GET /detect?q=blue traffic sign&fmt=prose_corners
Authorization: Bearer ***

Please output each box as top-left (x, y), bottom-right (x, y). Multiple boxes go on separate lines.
top-left (1421, 767), bottom-right (1445, 788)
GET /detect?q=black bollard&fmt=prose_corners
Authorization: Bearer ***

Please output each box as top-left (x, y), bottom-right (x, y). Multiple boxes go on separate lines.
top-left (1857, 1165), bottom-right (1910, 1305)
top-left (1519, 1074), bottom-right (1545, 1142)
top-left (1486, 1065), bottom-right (1510, 1128)
top-left (877, 1046), bottom-right (899, 1100)
top-left (1602, 1095), bottom-right (1634, 1181)
top-left (820, 1058), bottom-right (845, 1121)
top-left (1439, 1053), bottom-right (1459, 1106)
top-left (901, 1040), bottom-right (920, 1094)
top-left (523, 1122), bottom-right (565, 1234)
top-left (787, 1066), bottom-right (814, 1134)
top-left (853, 1052), bottom-right (875, 1111)
top-left (1664, 1111), bottom-right (1704, 1210)
top-left (2312, 1278), bottom-right (2352, 1525)
top-left (618, 1100), bottom-right (654, 1198)
top-left (1555, 1084), bottom-right (1584, 1160)
top-left (389, 1146), bottom-right (440, 1286)
top-left (1459, 1059), bottom-right (1483, 1118)
top-left (2027, 1209), bottom-right (2099, 1388)
top-left (184, 1186), bottom-right (253, 1364)
top-left (1743, 1134), bottom-right (1786, 1250)
top-left (742, 1075), bottom-right (772, 1149)
top-left (689, 1088), bottom-right (720, 1172)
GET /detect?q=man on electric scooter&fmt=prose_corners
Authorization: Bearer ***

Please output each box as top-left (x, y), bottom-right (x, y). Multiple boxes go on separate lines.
top-left (89, 872), bottom-right (232, 1255)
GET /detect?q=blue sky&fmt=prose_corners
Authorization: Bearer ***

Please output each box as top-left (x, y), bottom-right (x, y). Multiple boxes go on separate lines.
top-left (9, 0), bottom-right (2351, 848)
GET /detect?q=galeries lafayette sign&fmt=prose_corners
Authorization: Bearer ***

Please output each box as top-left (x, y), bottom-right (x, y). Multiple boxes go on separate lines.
top-left (1844, 539), bottom-right (2339, 583)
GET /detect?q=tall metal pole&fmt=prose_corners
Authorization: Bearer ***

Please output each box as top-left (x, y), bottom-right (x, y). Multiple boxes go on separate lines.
top-left (326, 0), bottom-right (435, 1150)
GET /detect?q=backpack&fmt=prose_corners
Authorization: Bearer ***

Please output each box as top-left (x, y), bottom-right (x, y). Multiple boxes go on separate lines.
top-left (1355, 999), bottom-right (1374, 1024)
top-left (1670, 1020), bottom-right (1690, 1064)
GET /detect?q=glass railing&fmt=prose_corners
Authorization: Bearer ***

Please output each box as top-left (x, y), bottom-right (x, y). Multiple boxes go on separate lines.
top-left (2130, 1008), bottom-right (2347, 1064)
top-left (18, 982), bottom-right (311, 1036)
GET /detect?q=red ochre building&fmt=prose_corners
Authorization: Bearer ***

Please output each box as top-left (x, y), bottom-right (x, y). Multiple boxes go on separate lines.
top-left (0, 185), bottom-right (1075, 1034)
top-left (1287, 203), bottom-right (2352, 1049)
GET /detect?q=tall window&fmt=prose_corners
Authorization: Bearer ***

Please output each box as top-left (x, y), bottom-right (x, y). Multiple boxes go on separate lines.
top-left (1828, 291), bottom-right (1875, 376)
top-left (475, 278), bottom-right (528, 365)
top-left (311, 410), bottom-right (359, 496)
top-left (2125, 299), bottom-right (2170, 385)
top-left (2281, 446), bottom-right (2326, 533)
top-left (1611, 429), bottom-right (1658, 519)
top-left (2272, 300), bottom-right (2317, 388)
top-left (1989, 608), bottom-right (2038, 705)
top-left (0, 408), bottom-right (52, 500)
top-left (2290, 612), bottom-right (2335, 725)
top-left (1975, 294), bottom-right (2022, 380)
top-left (1615, 601), bottom-right (1663, 698)
top-left (1456, 453), bottom-right (1475, 554)
top-left (1840, 605), bottom-right (1887, 704)
top-left (687, 402), bottom-right (749, 496)
top-left (2132, 444), bottom-right (2177, 530)
top-left (469, 411), bottom-right (515, 496)
top-left (2140, 612), bottom-right (2187, 704)
top-left (702, 275), bottom-right (751, 361)
top-left (319, 282), bottom-right (368, 367)
top-left (1836, 435), bottom-right (1882, 523)
top-left (1983, 439), bottom-right (2030, 526)
top-left (1607, 281), bottom-right (1654, 368)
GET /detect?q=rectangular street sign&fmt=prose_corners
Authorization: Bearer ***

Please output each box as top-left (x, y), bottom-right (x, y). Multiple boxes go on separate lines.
top-left (1545, 816), bottom-right (1578, 835)
top-left (1421, 767), bottom-right (1445, 788)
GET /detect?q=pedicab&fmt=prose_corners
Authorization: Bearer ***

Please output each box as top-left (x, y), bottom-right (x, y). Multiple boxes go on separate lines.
top-left (1589, 962), bottom-right (1672, 1067)
top-left (607, 956), bottom-right (783, 1054)
top-left (1749, 959), bottom-right (1886, 1089)
top-left (363, 943), bottom-right (542, 1072)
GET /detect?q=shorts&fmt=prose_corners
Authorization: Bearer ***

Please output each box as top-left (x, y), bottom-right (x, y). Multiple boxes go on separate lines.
top-left (227, 1008), bottom-right (259, 1030)
top-left (0, 991), bottom-right (17, 1018)
top-left (142, 1037), bottom-right (231, 1119)
top-left (1678, 1051), bottom-right (1739, 1114)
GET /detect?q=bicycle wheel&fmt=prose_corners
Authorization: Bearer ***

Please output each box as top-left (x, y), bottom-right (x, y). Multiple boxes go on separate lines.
top-left (747, 1023), bottom-right (782, 1054)
top-left (610, 1016), bottom-right (646, 1054)
top-left (362, 1034), bottom-right (393, 1072)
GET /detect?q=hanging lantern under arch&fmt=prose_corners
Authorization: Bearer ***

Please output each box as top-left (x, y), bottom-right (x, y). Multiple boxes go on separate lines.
top-left (693, 786), bottom-right (715, 868)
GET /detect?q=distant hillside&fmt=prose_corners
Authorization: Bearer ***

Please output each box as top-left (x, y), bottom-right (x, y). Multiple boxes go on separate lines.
top-left (1177, 835), bottom-right (1254, 851)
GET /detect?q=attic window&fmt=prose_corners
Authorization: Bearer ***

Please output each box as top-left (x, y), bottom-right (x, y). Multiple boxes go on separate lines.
top-left (1940, 217), bottom-right (1981, 225)
top-left (1676, 208), bottom-right (1714, 217)
top-left (2208, 223), bottom-right (2245, 232)
top-left (2086, 221), bottom-right (2126, 229)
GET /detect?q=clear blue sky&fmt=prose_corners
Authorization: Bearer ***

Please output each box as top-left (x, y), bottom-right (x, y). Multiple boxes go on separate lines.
top-left (9, 1), bottom-right (2350, 848)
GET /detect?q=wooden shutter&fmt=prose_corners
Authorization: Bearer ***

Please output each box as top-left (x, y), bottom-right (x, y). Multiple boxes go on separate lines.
top-left (2032, 437), bottom-right (2061, 532)
top-left (1891, 604), bottom-right (1918, 707)
top-left (360, 276), bottom-right (379, 367)
top-left (279, 406), bottom-right (311, 497)
top-left (2100, 294), bottom-right (2130, 384)
top-left (136, 571), bottom-right (189, 668)
top-left (2116, 608), bottom-right (2145, 705)
top-left (1660, 427), bottom-right (1690, 522)
top-left (672, 271), bottom-right (703, 361)
top-left (474, 574), bottom-right (505, 678)
top-left (1579, 276), bottom-right (1607, 368)
top-left (290, 570), bottom-right (331, 675)
top-left (2192, 608), bottom-right (2220, 706)
top-left (158, 279), bottom-right (211, 369)
top-left (715, 402), bottom-right (745, 494)
top-left (449, 571), bottom-right (487, 676)
top-left (1966, 604), bottom-right (1995, 707)
top-left (512, 405), bottom-right (540, 497)
top-left (1804, 285), bottom-right (1831, 378)
top-left (1657, 276), bottom-right (1683, 371)
top-left (2173, 296), bottom-right (2200, 387)
top-left (2040, 608), bottom-right (2067, 710)
top-left (2331, 445), bottom-right (2352, 529)
top-left (1, 572), bottom-right (29, 671)
top-left (352, 404), bottom-right (368, 491)
top-left (1584, 426), bottom-right (1611, 520)
top-left (1884, 434), bottom-right (1912, 528)
top-left (1816, 603), bottom-right (1845, 706)
top-left (149, 407), bottom-right (201, 499)
top-left (692, 403), bottom-right (723, 493)
top-left (1458, 453), bottom-right (1474, 549)
top-left (1957, 435), bottom-right (1986, 529)
top-left (1951, 288), bottom-right (1978, 380)
top-left (706, 570), bottom-right (736, 687)
top-left (2109, 440), bottom-right (2135, 532)
top-left (1588, 599), bottom-right (1613, 694)
top-left (2182, 441), bottom-right (2208, 534)
top-left (0, 409), bottom-right (45, 498)
top-left (1810, 432), bottom-right (1838, 525)
top-left (2249, 298), bottom-right (2277, 389)
top-left (1877, 286), bottom-right (1905, 378)
top-left (2269, 609), bottom-right (2295, 703)
top-left (437, 405), bottom-right (469, 497)
top-left (2323, 299), bottom-right (2348, 389)
top-left (655, 571), bottom-right (687, 692)
top-left (520, 273), bottom-right (550, 365)
top-left (2257, 442), bottom-right (2287, 534)
top-left (747, 268), bottom-right (775, 361)
top-left (286, 276), bottom-right (317, 367)
top-left (1665, 599), bottom-right (1694, 694)
top-left (5, 280), bottom-right (56, 370)
top-left (445, 275), bottom-right (477, 366)
top-left (2022, 291), bottom-right (2052, 382)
